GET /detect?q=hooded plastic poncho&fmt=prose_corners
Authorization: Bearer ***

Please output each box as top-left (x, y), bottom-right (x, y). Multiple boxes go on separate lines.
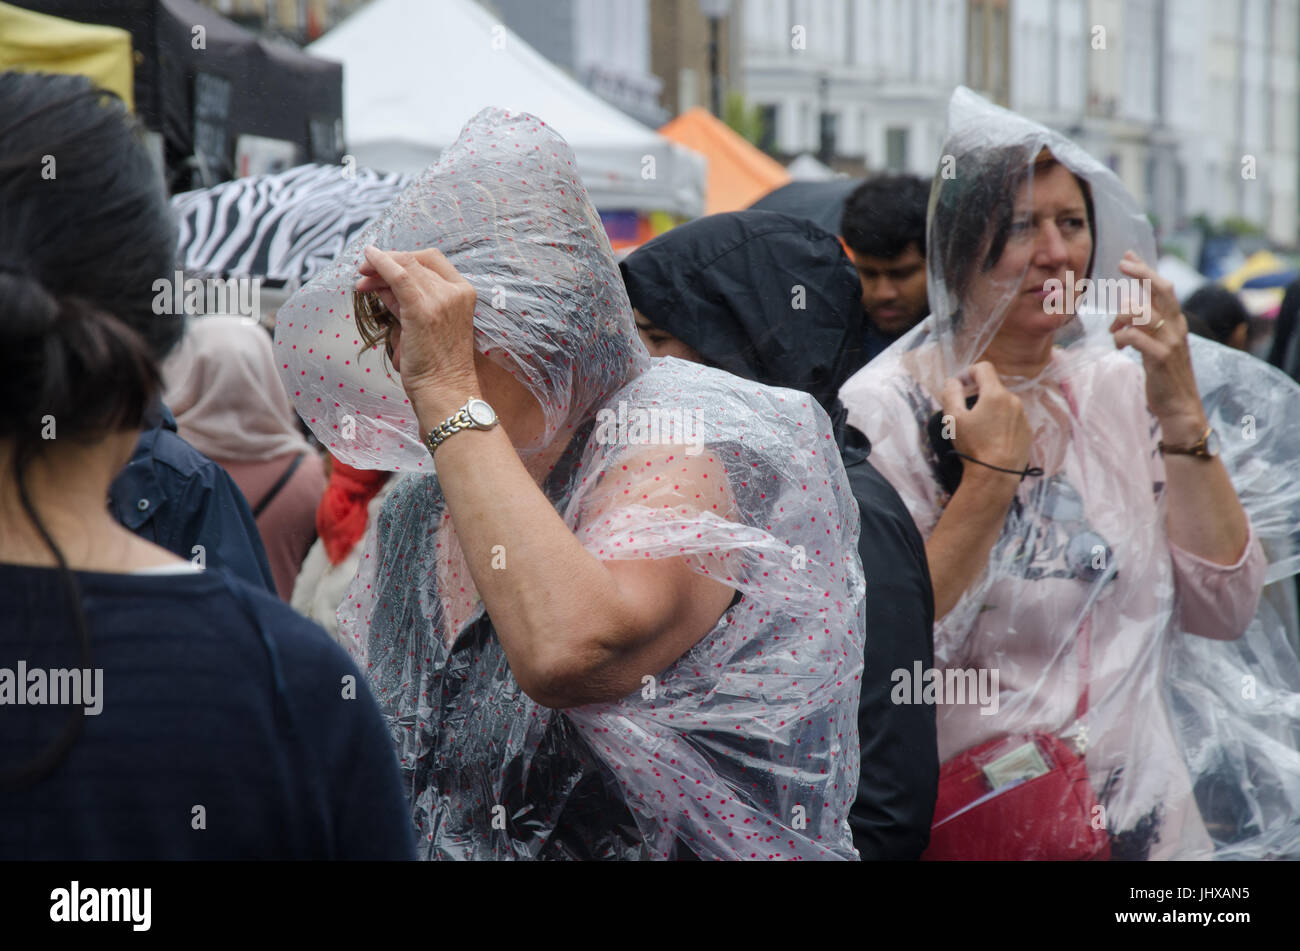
top-left (621, 211), bottom-right (939, 858)
top-left (839, 87), bottom-right (1300, 860)
top-left (274, 108), bottom-right (865, 860)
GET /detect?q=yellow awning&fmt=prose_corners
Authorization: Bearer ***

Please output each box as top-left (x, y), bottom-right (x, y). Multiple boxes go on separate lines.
top-left (0, 1), bottom-right (134, 109)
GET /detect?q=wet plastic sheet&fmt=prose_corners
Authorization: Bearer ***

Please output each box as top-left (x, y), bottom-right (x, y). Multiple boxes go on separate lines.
top-left (839, 87), bottom-right (1300, 859)
top-left (276, 108), bottom-right (865, 859)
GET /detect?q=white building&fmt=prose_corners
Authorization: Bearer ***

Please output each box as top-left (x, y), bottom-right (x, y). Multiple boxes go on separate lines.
top-left (1016, 0), bottom-right (1297, 247)
top-left (484, 0), bottom-right (667, 127)
top-left (740, 0), bottom-right (1297, 245)
top-left (741, 0), bottom-right (966, 175)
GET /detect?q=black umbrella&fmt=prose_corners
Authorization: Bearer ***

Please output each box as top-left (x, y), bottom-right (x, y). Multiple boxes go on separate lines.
top-left (748, 179), bottom-right (863, 236)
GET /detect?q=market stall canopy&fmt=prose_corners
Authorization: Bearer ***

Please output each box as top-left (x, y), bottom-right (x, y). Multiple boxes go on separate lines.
top-left (660, 107), bottom-right (791, 215)
top-left (0, 1), bottom-right (133, 107)
top-left (8, 0), bottom-right (343, 189)
top-left (171, 162), bottom-right (411, 285)
top-left (785, 153), bottom-right (841, 181)
top-left (308, 0), bottom-right (704, 217)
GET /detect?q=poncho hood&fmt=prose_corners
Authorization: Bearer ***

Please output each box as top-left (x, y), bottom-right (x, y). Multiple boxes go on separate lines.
top-left (620, 210), bottom-right (864, 413)
top-left (275, 107), bottom-right (650, 471)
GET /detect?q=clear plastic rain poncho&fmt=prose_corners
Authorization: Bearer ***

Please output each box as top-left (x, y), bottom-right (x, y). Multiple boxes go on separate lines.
top-left (839, 87), bottom-right (1300, 860)
top-left (274, 108), bottom-right (865, 859)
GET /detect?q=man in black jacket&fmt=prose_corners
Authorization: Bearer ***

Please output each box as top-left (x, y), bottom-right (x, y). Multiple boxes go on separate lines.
top-left (621, 210), bottom-right (937, 859)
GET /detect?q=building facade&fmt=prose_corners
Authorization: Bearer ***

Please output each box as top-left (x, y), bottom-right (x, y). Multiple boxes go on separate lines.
top-left (740, 0), bottom-right (1296, 243)
top-left (487, 0), bottom-right (668, 127)
top-left (741, 0), bottom-right (967, 173)
top-left (648, 0), bottom-right (742, 121)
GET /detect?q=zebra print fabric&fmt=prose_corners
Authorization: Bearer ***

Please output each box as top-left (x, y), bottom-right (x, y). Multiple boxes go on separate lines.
top-left (171, 163), bottom-right (410, 285)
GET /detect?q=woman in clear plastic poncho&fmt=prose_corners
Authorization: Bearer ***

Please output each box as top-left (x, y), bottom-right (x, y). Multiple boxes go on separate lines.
top-left (275, 108), bottom-right (865, 860)
top-left (839, 87), bottom-right (1300, 860)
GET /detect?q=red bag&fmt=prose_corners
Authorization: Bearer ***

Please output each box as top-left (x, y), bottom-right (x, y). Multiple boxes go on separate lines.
top-left (922, 731), bottom-right (1110, 860)
top-left (922, 619), bottom-right (1110, 861)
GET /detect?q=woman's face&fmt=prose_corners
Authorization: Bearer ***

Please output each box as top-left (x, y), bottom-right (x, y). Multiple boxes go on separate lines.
top-left (634, 309), bottom-right (704, 363)
top-left (970, 159), bottom-right (1094, 343)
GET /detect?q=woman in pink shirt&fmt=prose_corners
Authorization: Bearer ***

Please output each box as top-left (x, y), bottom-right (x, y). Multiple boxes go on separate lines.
top-left (839, 89), bottom-right (1291, 860)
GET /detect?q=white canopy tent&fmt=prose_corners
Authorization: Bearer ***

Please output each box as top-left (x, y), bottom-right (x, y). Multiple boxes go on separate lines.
top-left (785, 153), bottom-right (843, 181)
top-left (309, 0), bottom-right (705, 216)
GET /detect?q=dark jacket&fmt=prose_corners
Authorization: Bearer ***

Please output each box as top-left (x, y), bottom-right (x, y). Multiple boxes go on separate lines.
top-left (622, 210), bottom-right (938, 859)
top-left (1269, 278), bottom-right (1300, 382)
top-left (0, 562), bottom-right (415, 859)
top-left (108, 401), bottom-right (276, 593)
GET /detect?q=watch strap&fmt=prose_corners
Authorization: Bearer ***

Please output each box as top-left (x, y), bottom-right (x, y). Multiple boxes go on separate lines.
top-left (424, 408), bottom-right (473, 453)
top-left (1158, 425), bottom-right (1213, 457)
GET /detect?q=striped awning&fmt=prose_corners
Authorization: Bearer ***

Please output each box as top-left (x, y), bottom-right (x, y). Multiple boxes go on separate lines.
top-left (171, 162), bottom-right (410, 285)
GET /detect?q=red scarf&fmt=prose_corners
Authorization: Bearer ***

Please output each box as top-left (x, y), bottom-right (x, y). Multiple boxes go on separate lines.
top-left (316, 460), bottom-right (391, 565)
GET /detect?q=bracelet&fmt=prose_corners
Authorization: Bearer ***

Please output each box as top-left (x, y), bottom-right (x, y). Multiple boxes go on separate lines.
top-left (952, 451), bottom-right (1045, 481)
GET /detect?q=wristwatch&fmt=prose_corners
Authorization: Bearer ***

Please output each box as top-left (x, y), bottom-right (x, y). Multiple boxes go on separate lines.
top-left (423, 398), bottom-right (499, 454)
top-left (1158, 425), bottom-right (1220, 459)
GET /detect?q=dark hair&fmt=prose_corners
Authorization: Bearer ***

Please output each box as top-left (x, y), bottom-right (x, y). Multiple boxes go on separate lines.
top-left (0, 72), bottom-right (179, 788)
top-left (1182, 285), bottom-right (1248, 346)
top-left (840, 174), bottom-right (930, 260)
top-left (931, 146), bottom-right (1096, 325)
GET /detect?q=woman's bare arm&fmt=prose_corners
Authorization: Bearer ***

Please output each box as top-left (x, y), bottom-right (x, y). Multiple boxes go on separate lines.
top-left (417, 410), bottom-right (736, 709)
top-left (927, 362), bottom-right (1032, 619)
top-left (926, 467), bottom-right (1020, 619)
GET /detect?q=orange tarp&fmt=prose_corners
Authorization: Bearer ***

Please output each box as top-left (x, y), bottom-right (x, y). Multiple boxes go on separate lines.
top-left (659, 107), bottom-right (790, 215)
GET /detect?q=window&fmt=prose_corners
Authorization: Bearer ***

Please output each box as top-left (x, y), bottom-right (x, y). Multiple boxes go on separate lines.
top-left (886, 127), bottom-right (909, 171)
top-left (758, 104), bottom-right (779, 153)
top-left (819, 110), bottom-right (839, 161)
top-left (967, 0), bottom-right (1009, 104)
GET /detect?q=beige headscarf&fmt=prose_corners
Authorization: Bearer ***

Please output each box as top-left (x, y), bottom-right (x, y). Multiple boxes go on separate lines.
top-left (163, 317), bottom-right (310, 461)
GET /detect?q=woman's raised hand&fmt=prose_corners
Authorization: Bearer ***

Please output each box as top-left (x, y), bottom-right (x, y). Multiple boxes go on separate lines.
top-left (356, 244), bottom-right (480, 417)
top-left (941, 361), bottom-right (1033, 479)
top-left (1111, 251), bottom-right (1209, 444)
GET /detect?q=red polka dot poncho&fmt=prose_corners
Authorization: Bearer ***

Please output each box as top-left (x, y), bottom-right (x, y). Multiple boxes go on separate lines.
top-left (276, 108), bottom-right (866, 860)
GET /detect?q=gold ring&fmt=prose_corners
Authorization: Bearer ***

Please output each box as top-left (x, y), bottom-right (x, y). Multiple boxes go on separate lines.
top-left (1150, 318), bottom-right (1166, 332)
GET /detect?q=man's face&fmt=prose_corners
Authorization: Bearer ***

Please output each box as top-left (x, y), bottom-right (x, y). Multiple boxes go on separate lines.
top-left (849, 243), bottom-right (928, 338)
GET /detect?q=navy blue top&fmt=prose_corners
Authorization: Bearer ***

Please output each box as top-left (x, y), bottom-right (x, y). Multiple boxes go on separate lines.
top-left (0, 563), bottom-right (415, 860)
top-left (108, 402), bottom-right (277, 593)
top-left (862, 319), bottom-right (899, 365)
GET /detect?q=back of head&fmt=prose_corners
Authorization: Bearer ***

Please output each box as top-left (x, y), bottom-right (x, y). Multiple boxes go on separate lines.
top-left (0, 72), bottom-right (178, 791)
top-left (0, 71), bottom-right (179, 459)
top-left (619, 210), bottom-right (864, 412)
top-left (1182, 285), bottom-right (1248, 346)
top-left (840, 174), bottom-right (930, 260)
